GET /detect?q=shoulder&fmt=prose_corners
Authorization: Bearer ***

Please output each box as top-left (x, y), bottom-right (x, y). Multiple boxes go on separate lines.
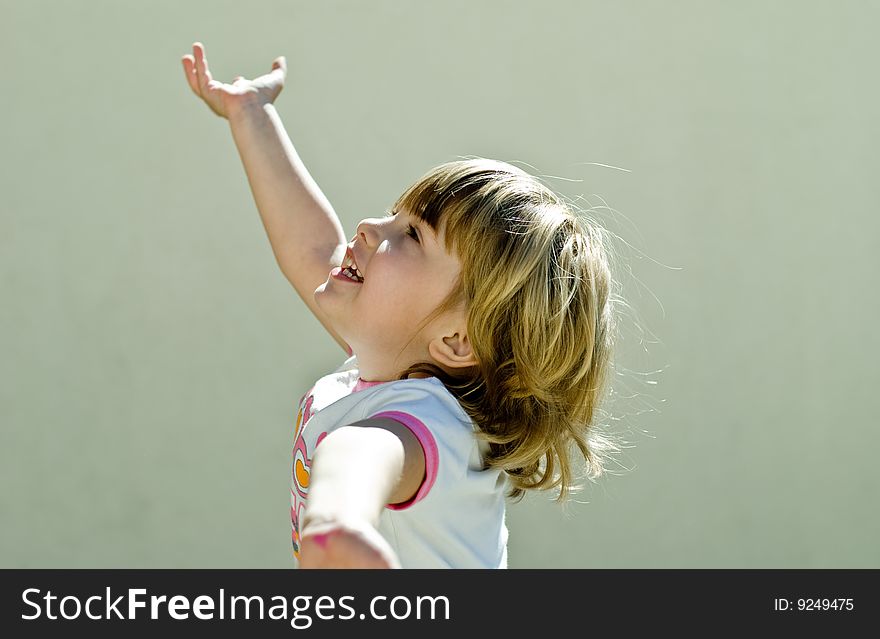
top-left (356, 377), bottom-right (472, 431)
top-left (331, 354), bottom-right (359, 375)
top-left (352, 378), bottom-right (480, 474)
top-left (305, 365), bottom-right (476, 458)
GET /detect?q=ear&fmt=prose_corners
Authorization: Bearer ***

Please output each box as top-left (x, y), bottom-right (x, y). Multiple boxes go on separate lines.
top-left (427, 331), bottom-right (478, 369)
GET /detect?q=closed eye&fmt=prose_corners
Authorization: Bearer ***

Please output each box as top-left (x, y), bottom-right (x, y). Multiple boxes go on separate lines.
top-left (385, 208), bottom-right (421, 244)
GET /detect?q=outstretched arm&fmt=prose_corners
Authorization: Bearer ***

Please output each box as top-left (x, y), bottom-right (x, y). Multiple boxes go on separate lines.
top-left (298, 418), bottom-right (427, 569)
top-left (181, 43), bottom-right (349, 354)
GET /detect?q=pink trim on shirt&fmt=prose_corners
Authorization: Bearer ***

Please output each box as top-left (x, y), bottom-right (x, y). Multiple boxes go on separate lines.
top-left (370, 410), bottom-right (439, 510)
top-left (353, 378), bottom-right (384, 394)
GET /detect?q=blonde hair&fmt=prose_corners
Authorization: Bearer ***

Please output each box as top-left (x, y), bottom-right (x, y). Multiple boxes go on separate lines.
top-left (395, 158), bottom-right (621, 501)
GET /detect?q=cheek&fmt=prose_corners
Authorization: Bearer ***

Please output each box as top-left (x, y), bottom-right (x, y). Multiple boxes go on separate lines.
top-left (364, 251), bottom-right (452, 315)
top-left (359, 277), bottom-right (405, 313)
top-left (380, 263), bottom-right (429, 304)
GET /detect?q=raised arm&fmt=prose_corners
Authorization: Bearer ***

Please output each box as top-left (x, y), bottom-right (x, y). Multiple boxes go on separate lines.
top-left (298, 418), bottom-right (427, 569)
top-left (182, 43), bottom-right (349, 353)
top-left (226, 100), bottom-right (349, 352)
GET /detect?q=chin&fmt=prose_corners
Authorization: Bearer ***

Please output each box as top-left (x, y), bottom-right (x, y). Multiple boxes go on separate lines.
top-left (315, 275), bottom-right (340, 302)
top-left (313, 282), bottom-right (334, 315)
top-left (314, 286), bottom-right (349, 333)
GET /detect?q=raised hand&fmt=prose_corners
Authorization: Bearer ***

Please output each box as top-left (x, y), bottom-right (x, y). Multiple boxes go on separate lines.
top-left (181, 42), bottom-right (286, 119)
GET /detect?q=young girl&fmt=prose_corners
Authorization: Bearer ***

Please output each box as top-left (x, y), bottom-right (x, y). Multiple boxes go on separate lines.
top-left (181, 42), bottom-right (620, 568)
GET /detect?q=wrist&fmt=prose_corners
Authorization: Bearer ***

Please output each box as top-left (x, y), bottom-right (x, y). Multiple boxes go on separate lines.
top-left (225, 93), bottom-right (274, 123)
top-left (301, 509), bottom-right (376, 534)
top-left (298, 515), bottom-right (400, 569)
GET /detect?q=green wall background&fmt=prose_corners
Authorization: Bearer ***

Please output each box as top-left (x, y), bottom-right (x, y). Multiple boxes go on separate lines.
top-left (2, 0), bottom-right (878, 568)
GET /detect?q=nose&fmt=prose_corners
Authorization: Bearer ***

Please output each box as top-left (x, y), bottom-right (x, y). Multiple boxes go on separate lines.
top-left (355, 217), bottom-right (383, 249)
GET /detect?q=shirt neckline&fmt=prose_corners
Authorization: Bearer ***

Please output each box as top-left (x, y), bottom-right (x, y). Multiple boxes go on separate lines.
top-left (353, 377), bottom-right (385, 394)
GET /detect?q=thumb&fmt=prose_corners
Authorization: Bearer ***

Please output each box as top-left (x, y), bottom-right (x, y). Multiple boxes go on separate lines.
top-left (272, 56), bottom-right (287, 74)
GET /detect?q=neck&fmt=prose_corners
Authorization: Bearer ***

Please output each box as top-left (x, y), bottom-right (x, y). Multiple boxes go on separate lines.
top-left (353, 347), bottom-right (433, 383)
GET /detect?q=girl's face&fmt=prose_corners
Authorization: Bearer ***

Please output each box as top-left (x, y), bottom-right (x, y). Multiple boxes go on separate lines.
top-left (314, 209), bottom-right (463, 381)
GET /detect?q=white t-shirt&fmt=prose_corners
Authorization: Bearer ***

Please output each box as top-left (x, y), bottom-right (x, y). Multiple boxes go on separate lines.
top-left (289, 355), bottom-right (508, 568)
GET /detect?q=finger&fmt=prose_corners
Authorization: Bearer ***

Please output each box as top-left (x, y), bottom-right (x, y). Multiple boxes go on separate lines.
top-left (180, 55), bottom-right (201, 97)
top-left (192, 42), bottom-right (214, 93)
top-left (271, 55), bottom-right (287, 76)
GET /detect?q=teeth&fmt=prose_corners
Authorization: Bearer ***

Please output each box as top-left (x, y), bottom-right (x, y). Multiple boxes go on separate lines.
top-left (341, 250), bottom-right (363, 281)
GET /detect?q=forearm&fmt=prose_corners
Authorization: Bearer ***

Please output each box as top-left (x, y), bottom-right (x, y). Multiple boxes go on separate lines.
top-left (226, 99), bottom-right (346, 279)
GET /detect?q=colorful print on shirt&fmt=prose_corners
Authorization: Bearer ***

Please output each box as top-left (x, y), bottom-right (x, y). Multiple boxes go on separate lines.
top-left (289, 388), bottom-right (326, 559)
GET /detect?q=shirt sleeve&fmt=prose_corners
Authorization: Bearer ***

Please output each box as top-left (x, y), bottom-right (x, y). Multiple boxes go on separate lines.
top-left (370, 409), bottom-right (440, 510)
top-left (355, 379), bottom-right (476, 510)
